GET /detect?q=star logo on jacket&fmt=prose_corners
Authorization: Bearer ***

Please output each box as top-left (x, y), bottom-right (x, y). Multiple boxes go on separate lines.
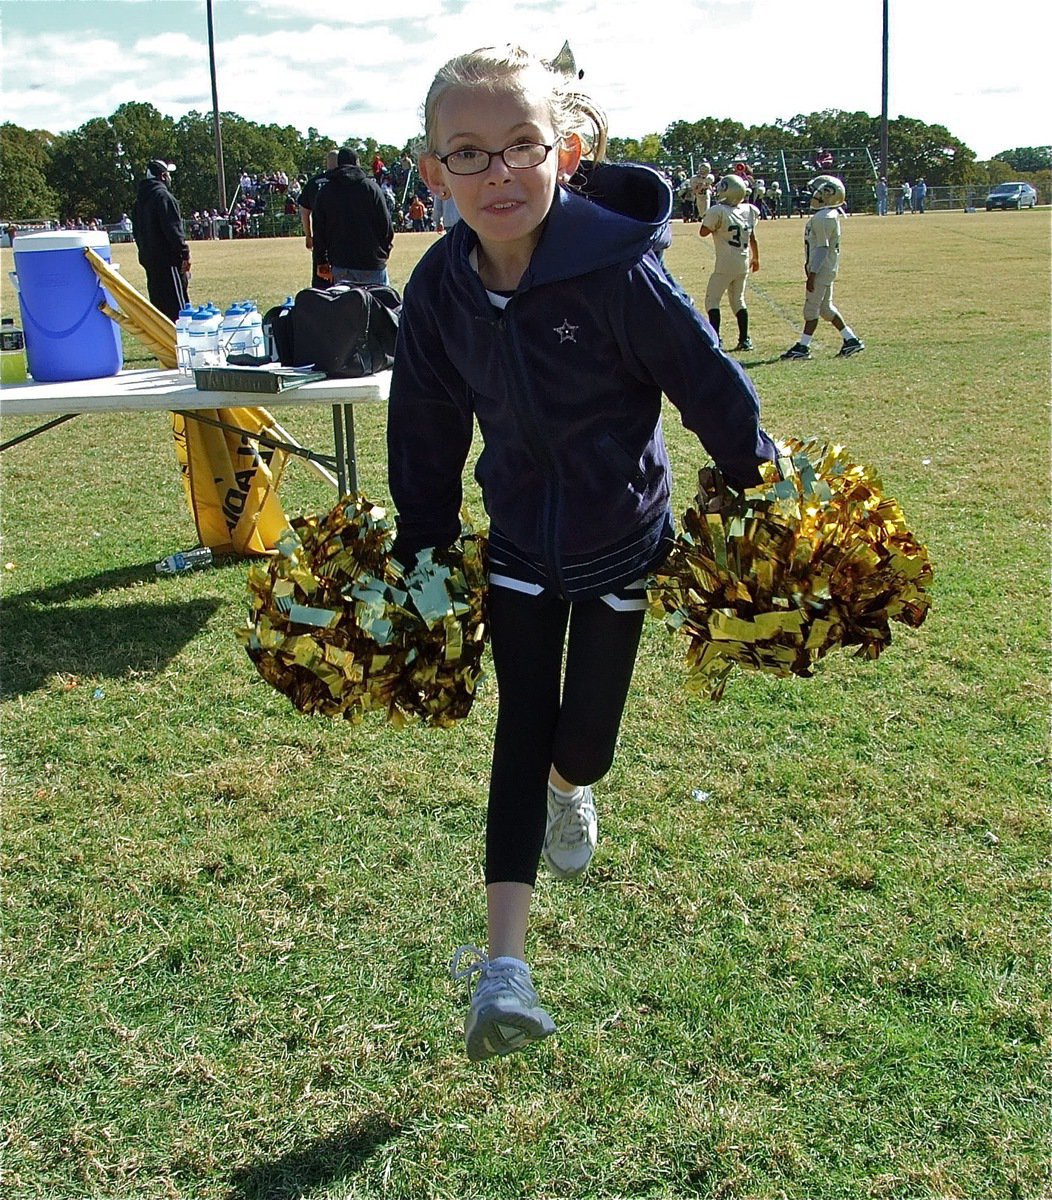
top-left (554, 319), bottom-right (578, 343)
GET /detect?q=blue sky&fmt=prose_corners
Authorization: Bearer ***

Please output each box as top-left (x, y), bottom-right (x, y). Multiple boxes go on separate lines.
top-left (3, 0), bottom-right (1049, 161)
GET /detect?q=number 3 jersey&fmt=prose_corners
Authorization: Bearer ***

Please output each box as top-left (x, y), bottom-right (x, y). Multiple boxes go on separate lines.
top-left (700, 201), bottom-right (759, 274)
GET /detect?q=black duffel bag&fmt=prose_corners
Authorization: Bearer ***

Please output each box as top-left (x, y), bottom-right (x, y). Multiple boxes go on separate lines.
top-left (284, 283), bottom-right (401, 378)
top-left (262, 285), bottom-right (401, 376)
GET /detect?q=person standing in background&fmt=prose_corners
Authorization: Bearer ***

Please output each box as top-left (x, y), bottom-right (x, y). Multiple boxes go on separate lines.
top-left (767, 179), bottom-right (782, 217)
top-left (298, 150), bottom-right (338, 287)
top-left (781, 175), bottom-right (864, 360)
top-left (432, 189), bottom-right (461, 233)
top-left (897, 180), bottom-right (911, 215)
top-left (698, 173), bottom-right (760, 351)
top-left (311, 148), bottom-right (394, 286)
top-left (131, 159), bottom-right (190, 321)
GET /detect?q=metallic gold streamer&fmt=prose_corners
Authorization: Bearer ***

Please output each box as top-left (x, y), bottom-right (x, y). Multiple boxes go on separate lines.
top-left (647, 437), bottom-right (934, 699)
top-left (237, 495), bottom-right (488, 727)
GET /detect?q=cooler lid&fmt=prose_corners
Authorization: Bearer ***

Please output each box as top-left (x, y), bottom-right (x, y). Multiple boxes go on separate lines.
top-left (13, 230), bottom-right (112, 253)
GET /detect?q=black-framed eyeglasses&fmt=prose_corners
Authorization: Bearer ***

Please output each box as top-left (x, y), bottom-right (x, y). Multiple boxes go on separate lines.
top-left (435, 142), bottom-right (554, 176)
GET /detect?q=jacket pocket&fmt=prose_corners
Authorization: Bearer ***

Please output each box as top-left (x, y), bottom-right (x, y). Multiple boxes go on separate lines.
top-left (596, 432), bottom-right (648, 489)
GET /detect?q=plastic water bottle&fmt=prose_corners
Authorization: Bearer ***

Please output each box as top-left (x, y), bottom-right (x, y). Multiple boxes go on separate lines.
top-left (241, 301), bottom-right (265, 363)
top-left (154, 546), bottom-right (214, 574)
top-left (188, 305), bottom-right (222, 370)
top-left (0, 316), bottom-right (28, 383)
top-left (219, 302), bottom-right (248, 363)
top-left (174, 304), bottom-right (195, 376)
top-left (187, 307), bottom-right (211, 371)
top-left (204, 304), bottom-right (222, 365)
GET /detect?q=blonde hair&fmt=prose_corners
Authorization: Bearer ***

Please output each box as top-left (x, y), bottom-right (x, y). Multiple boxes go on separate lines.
top-left (423, 45), bottom-right (608, 162)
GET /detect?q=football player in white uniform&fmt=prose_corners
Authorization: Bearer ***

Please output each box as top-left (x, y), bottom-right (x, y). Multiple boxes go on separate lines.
top-left (781, 175), bottom-right (864, 360)
top-left (768, 179), bottom-right (783, 217)
top-left (690, 159), bottom-right (715, 218)
top-left (698, 173), bottom-right (760, 351)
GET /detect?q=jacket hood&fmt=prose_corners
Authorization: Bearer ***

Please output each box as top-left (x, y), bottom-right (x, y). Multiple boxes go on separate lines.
top-left (136, 177), bottom-right (171, 200)
top-left (445, 160), bottom-right (672, 290)
top-left (327, 165), bottom-right (370, 188)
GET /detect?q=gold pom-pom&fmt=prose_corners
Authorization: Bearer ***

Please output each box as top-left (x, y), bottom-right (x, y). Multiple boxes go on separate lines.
top-left (237, 496), bottom-right (488, 727)
top-left (648, 437), bottom-right (933, 699)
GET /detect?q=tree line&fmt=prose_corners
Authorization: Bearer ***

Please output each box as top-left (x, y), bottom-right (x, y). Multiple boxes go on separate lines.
top-left (1, 100), bottom-right (1048, 224)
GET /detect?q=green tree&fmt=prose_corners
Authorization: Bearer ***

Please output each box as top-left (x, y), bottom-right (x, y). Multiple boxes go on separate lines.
top-left (110, 102), bottom-right (175, 194)
top-left (886, 116), bottom-right (975, 185)
top-left (0, 123), bottom-right (59, 220)
top-left (662, 118), bottom-right (747, 171)
top-left (990, 146), bottom-right (1051, 172)
top-left (607, 133), bottom-right (664, 165)
top-left (47, 118), bottom-right (129, 220)
top-left (170, 111), bottom-right (224, 214)
top-left (297, 127), bottom-right (339, 179)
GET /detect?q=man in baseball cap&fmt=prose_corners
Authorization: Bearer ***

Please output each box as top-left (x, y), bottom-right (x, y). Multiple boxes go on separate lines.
top-left (132, 158), bottom-right (190, 320)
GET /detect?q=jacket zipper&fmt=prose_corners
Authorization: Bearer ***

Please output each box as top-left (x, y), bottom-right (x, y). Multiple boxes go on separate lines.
top-left (493, 307), bottom-right (568, 596)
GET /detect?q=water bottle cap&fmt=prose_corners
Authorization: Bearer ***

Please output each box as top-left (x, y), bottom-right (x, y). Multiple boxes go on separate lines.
top-left (224, 303), bottom-right (244, 316)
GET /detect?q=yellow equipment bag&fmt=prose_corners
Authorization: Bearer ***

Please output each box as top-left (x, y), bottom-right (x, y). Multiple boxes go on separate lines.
top-left (171, 407), bottom-right (290, 555)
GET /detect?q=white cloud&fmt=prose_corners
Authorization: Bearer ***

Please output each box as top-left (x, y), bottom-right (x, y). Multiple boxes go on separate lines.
top-left (2, 0), bottom-right (1049, 158)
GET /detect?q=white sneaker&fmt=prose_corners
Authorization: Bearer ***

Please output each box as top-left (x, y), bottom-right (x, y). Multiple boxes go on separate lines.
top-left (450, 945), bottom-right (556, 1062)
top-left (542, 784), bottom-right (597, 879)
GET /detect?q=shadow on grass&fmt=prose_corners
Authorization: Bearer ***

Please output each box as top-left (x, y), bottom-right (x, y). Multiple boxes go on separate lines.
top-left (227, 1113), bottom-right (402, 1200)
top-left (0, 562), bottom-right (224, 698)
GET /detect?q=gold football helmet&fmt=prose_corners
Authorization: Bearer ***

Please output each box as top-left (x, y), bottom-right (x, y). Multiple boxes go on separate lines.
top-left (809, 175), bottom-right (846, 209)
top-left (714, 174), bottom-right (749, 206)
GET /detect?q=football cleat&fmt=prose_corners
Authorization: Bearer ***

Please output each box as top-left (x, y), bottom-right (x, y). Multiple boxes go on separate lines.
top-left (837, 337), bottom-right (865, 357)
top-left (781, 342), bottom-right (812, 360)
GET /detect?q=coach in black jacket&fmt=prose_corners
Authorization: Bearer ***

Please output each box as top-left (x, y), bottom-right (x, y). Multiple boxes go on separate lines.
top-left (132, 159), bottom-right (191, 320)
top-left (311, 148), bottom-right (394, 286)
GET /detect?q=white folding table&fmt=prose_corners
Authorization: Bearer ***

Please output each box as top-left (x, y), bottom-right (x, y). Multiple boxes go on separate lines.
top-left (0, 367), bottom-right (391, 496)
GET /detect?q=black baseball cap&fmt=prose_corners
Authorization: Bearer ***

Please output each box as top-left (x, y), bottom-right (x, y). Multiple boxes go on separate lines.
top-left (147, 159), bottom-right (176, 178)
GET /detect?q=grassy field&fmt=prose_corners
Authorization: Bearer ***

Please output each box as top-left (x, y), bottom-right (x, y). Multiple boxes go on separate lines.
top-left (1, 207), bottom-right (1049, 1200)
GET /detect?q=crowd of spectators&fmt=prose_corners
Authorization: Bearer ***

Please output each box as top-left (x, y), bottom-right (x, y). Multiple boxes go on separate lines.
top-left (12, 147), bottom-right (945, 254)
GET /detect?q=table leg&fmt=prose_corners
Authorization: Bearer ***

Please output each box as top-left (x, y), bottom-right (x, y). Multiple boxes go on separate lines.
top-left (331, 403), bottom-right (358, 496)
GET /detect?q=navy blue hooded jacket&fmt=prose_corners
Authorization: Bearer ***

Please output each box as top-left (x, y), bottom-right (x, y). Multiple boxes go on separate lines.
top-left (387, 161), bottom-right (776, 600)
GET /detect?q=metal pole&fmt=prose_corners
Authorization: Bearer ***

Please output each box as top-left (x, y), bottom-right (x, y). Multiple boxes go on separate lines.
top-left (207, 0), bottom-right (228, 212)
top-left (880, 0), bottom-right (889, 181)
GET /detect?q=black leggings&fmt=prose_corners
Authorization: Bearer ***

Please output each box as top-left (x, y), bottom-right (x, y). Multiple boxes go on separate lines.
top-left (485, 586), bottom-right (645, 885)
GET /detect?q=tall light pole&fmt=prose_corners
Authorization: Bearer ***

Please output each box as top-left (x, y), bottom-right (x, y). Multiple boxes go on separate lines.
top-left (880, 0), bottom-right (889, 180)
top-left (207, 0), bottom-right (227, 213)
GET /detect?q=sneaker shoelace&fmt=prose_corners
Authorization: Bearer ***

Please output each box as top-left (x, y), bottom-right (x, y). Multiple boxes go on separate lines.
top-left (450, 944), bottom-right (534, 1005)
top-left (547, 788), bottom-right (596, 851)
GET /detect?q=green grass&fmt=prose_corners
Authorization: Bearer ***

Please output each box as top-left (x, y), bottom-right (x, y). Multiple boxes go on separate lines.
top-left (2, 210), bottom-right (1049, 1200)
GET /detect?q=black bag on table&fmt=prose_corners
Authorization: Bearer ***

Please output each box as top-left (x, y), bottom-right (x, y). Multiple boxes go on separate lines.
top-left (261, 297), bottom-right (296, 366)
top-left (278, 284), bottom-right (401, 377)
